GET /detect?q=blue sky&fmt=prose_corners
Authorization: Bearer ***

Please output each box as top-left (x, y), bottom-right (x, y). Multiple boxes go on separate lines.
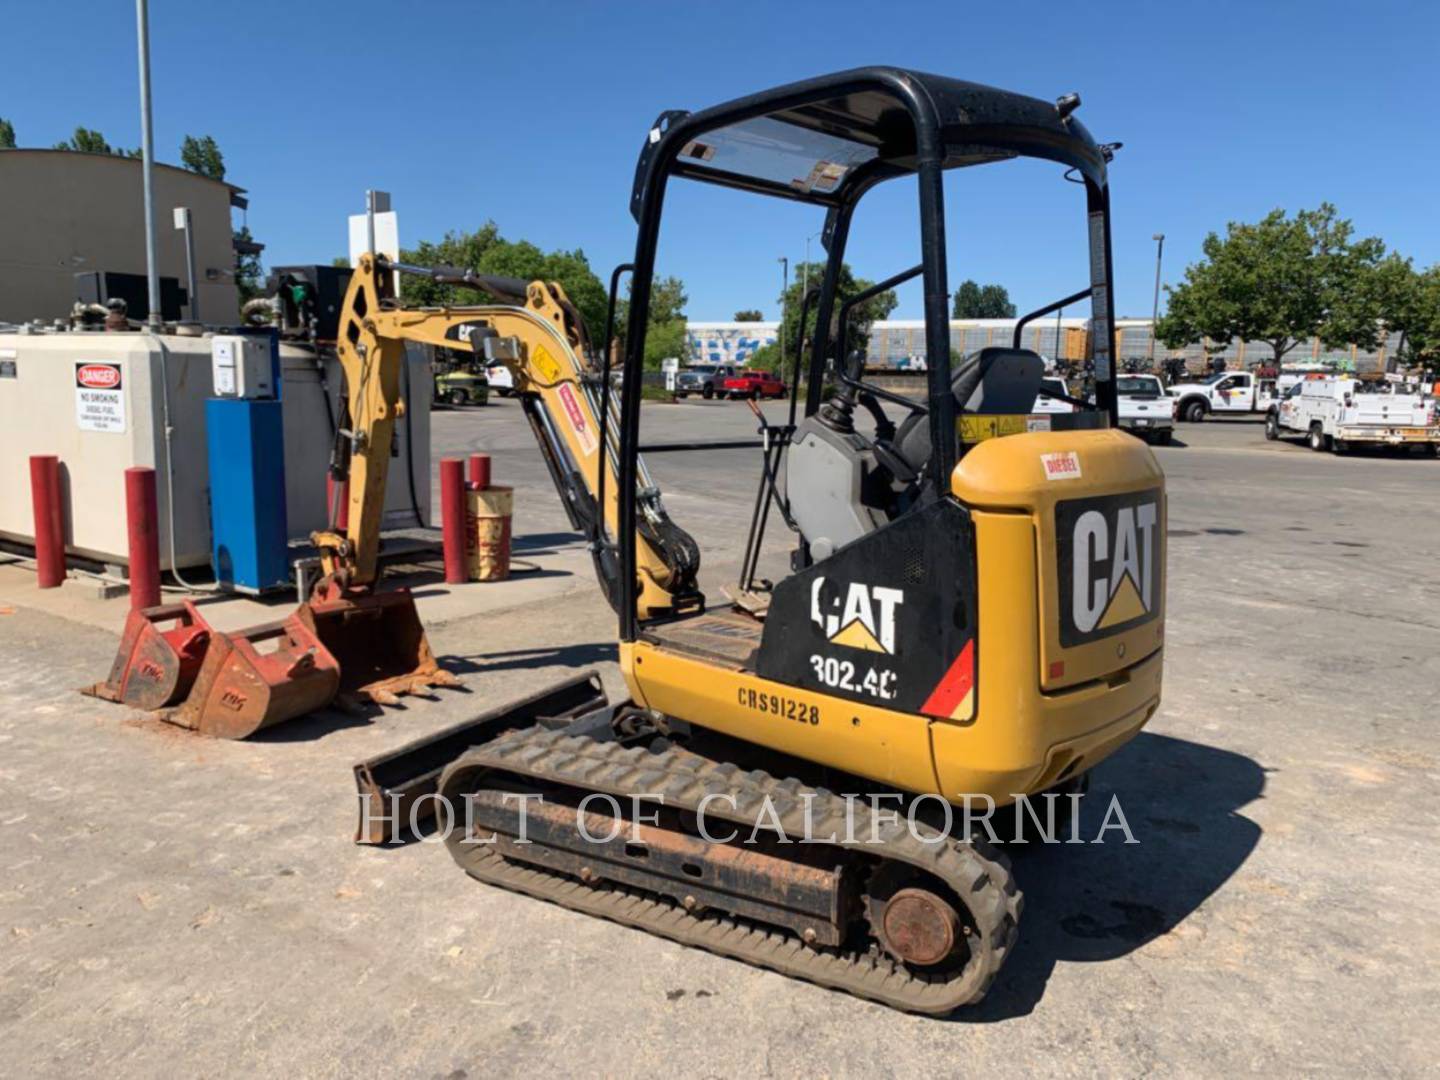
top-left (4, 0), bottom-right (1437, 321)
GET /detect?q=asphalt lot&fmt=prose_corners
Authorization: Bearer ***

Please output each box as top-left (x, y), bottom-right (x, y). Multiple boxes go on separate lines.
top-left (2, 397), bottom-right (1437, 1076)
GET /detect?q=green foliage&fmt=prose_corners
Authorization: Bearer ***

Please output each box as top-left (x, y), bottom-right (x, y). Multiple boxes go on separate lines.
top-left (746, 342), bottom-right (780, 371)
top-left (0, 118), bottom-right (15, 149)
top-left (612, 275), bottom-right (691, 370)
top-left (179, 134), bottom-right (225, 180)
top-left (771, 261), bottom-right (898, 380)
top-left (52, 127), bottom-right (139, 157)
top-left (952, 279), bottom-right (1016, 318)
top-left (398, 223), bottom-right (608, 340)
top-left (233, 225), bottom-right (264, 304)
top-left (733, 308), bottom-right (764, 322)
top-left (1156, 204), bottom-right (1387, 363)
top-left (642, 316), bottom-right (690, 371)
top-left (1363, 257), bottom-right (1440, 371)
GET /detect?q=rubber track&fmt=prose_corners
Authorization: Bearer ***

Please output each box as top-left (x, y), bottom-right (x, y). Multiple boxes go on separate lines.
top-left (437, 726), bottom-right (1022, 1014)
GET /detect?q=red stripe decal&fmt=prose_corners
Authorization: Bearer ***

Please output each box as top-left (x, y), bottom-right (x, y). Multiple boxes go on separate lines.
top-left (920, 640), bottom-right (975, 717)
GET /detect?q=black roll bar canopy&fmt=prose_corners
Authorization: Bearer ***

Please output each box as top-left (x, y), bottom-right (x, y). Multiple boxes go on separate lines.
top-left (617, 67), bottom-right (1120, 641)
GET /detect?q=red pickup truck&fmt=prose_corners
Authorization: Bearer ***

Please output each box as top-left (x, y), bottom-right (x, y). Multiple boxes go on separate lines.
top-left (722, 369), bottom-right (787, 400)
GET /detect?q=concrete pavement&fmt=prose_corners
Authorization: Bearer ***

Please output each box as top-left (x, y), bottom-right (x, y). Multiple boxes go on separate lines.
top-left (1, 399), bottom-right (1436, 1076)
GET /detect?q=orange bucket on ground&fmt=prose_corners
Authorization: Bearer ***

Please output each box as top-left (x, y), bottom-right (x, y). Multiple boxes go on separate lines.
top-left (466, 485), bottom-right (513, 581)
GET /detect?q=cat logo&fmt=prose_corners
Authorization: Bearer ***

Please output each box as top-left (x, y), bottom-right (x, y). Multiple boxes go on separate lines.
top-left (1056, 490), bottom-right (1163, 646)
top-left (810, 578), bottom-right (904, 655)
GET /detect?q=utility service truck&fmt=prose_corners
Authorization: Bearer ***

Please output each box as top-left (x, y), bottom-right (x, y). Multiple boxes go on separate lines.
top-left (1170, 369), bottom-right (1279, 422)
top-left (1267, 376), bottom-right (1439, 453)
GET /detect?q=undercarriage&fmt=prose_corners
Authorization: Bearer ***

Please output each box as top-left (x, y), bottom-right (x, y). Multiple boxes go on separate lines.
top-left (433, 716), bottom-right (1021, 1014)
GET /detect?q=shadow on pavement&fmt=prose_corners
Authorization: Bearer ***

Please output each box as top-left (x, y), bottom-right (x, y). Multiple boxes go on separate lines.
top-left (438, 641), bottom-right (619, 675)
top-left (967, 731), bottom-right (1266, 1022)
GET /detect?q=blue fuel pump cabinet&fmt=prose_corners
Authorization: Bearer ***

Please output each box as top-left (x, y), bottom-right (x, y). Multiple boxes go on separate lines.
top-left (205, 334), bottom-right (290, 593)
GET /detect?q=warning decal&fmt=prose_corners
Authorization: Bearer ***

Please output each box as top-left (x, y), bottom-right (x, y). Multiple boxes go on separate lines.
top-left (75, 362), bottom-right (126, 433)
top-left (557, 382), bottom-right (597, 455)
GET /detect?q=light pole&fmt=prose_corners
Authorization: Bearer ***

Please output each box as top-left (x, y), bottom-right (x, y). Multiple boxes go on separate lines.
top-left (1148, 233), bottom-right (1165, 367)
top-left (135, 0), bottom-right (161, 329)
top-left (777, 256), bottom-right (788, 374)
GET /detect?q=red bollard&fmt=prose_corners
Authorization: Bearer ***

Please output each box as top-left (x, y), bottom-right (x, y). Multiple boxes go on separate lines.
top-left (440, 457), bottom-right (467, 584)
top-left (29, 455), bottom-right (64, 589)
top-left (124, 467), bottom-right (161, 610)
top-left (326, 474), bottom-right (350, 532)
top-left (468, 453), bottom-right (492, 491)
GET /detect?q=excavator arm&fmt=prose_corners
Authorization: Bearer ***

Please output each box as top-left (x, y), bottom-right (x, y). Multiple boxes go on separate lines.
top-left (315, 253), bottom-right (701, 619)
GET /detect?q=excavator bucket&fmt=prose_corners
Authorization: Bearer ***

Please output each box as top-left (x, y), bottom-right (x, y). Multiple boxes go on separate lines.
top-left (83, 601), bottom-right (214, 711)
top-left (167, 613), bottom-right (341, 739)
top-left (295, 583), bottom-right (458, 706)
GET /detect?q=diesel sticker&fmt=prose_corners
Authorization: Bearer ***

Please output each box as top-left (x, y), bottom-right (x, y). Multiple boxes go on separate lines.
top-left (1041, 451), bottom-right (1082, 480)
top-left (1055, 489), bottom-right (1163, 646)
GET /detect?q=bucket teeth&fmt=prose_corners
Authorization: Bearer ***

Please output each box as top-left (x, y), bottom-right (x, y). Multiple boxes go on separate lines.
top-left (296, 585), bottom-right (455, 705)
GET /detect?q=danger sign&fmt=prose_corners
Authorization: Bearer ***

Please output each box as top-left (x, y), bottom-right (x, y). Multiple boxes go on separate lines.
top-left (75, 361), bottom-right (126, 433)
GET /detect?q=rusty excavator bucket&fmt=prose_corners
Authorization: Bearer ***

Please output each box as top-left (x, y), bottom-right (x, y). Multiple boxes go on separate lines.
top-left (295, 577), bottom-right (459, 707)
top-left (83, 581), bottom-right (457, 738)
top-left (165, 612), bottom-right (342, 739)
top-left (83, 601), bottom-right (214, 711)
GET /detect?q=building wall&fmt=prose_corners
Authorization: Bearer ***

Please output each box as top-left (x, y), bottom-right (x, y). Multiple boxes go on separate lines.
top-left (0, 150), bottom-right (240, 325)
top-left (686, 322), bottom-right (778, 364)
top-left (684, 317), bottom-right (1402, 374)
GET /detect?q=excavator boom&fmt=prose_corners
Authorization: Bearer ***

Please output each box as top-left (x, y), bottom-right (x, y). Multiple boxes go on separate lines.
top-left (302, 253), bottom-right (701, 709)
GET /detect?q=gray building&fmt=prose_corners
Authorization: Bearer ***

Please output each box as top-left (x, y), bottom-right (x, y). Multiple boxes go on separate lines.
top-left (0, 149), bottom-right (247, 325)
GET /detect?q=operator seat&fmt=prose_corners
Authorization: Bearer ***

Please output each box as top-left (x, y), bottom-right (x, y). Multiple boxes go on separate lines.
top-left (893, 347), bottom-right (1047, 472)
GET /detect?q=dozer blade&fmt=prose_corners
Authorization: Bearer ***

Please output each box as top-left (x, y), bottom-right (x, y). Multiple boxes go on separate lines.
top-left (168, 613), bottom-right (341, 739)
top-left (353, 671), bottom-right (607, 844)
top-left (295, 585), bottom-right (459, 706)
top-left (82, 601), bottom-right (213, 712)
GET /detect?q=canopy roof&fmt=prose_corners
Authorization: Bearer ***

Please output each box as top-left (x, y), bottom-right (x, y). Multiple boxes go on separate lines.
top-left (633, 66), bottom-right (1109, 215)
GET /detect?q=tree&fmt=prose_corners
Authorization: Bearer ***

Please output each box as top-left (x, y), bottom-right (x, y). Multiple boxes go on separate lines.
top-left (1156, 204), bottom-right (1387, 364)
top-left (1364, 256), bottom-right (1440, 372)
top-left (397, 223), bottom-right (609, 343)
top-left (768, 261), bottom-right (898, 379)
top-left (52, 127), bottom-right (139, 157)
top-left (643, 317), bottom-right (691, 371)
top-left (1401, 266), bottom-right (1440, 371)
top-left (952, 279), bottom-right (1016, 318)
top-left (0, 118), bottom-right (15, 149)
top-left (233, 225), bottom-right (264, 304)
top-left (611, 275), bottom-right (692, 370)
top-left (180, 134), bottom-right (225, 180)
top-left (733, 308), bottom-right (764, 322)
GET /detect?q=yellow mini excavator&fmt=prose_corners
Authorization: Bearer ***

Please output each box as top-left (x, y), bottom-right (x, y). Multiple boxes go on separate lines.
top-left (343, 67), bottom-right (1168, 1014)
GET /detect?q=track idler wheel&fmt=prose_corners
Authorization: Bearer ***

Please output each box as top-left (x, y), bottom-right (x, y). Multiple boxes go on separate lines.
top-left (865, 864), bottom-right (972, 970)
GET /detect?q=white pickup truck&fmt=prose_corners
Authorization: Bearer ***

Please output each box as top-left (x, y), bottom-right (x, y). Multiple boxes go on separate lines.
top-left (1267, 377), bottom-right (1440, 453)
top-left (1113, 374), bottom-right (1175, 444)
top-left (1170, 370), bottom-right (1280, 422)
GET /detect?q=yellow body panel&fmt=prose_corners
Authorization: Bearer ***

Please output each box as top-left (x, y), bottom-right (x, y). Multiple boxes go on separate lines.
top-left (624, 427), bottom-right (1165, 806)
top-left (621, 641), bottom-right (944, 795)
